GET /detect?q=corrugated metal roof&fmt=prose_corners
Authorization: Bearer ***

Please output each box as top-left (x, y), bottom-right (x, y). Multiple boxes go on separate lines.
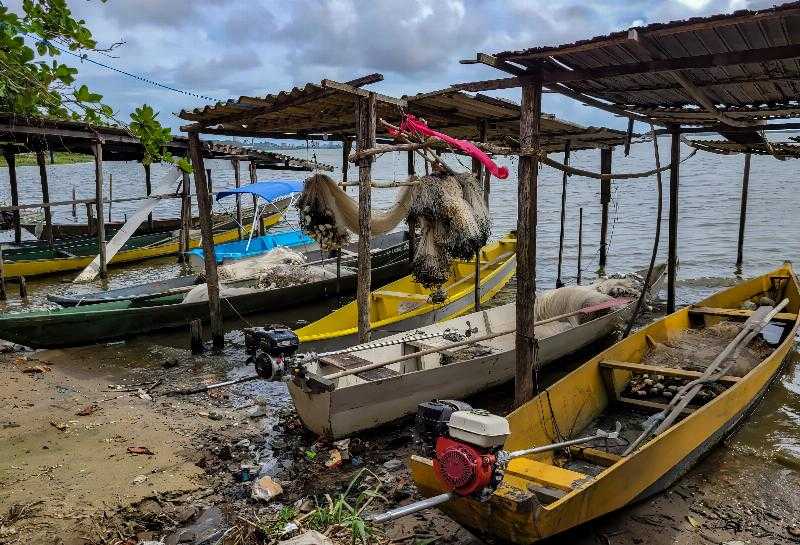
top-left (492, 2), bottom-right (800, 126)
top-left (178, 81), bottom-right (627, 151)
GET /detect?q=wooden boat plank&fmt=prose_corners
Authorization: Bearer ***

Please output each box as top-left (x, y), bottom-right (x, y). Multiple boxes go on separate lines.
top-left (600, 360), bottom-right (740, 385)
top-left (617, 395), bottom-right (696, 415)
top-left (689, 306), bottom-right (797, 323)
top-left (505, 458), bottom-right (587, 492)
top-left (320, 353), bottom-right (400, 381)
top-left (568, 446), bottom-right (622, 467)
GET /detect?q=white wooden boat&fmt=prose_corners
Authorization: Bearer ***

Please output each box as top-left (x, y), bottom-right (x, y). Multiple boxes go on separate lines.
top-left (289, 265), bottom-right (666, 438)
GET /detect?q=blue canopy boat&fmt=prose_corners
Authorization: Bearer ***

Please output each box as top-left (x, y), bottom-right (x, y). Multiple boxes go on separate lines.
top-left (187, 179), bottom-right (313, 268)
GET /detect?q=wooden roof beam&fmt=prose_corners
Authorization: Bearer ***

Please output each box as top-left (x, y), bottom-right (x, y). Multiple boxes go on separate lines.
top-left (320, 79), bottom-right (407, 108)
top-left (626, 29), bottom-right (761, 129)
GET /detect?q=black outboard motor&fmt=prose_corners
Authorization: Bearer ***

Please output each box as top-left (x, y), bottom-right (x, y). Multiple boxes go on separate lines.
top-left (414, 400), bottom-right (473, 457)
top-left (243, 326), bottom-right (300, 381)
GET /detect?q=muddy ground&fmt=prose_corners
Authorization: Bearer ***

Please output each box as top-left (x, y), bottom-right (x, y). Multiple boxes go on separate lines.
top-left (1, 301), bottom-right (800, 545)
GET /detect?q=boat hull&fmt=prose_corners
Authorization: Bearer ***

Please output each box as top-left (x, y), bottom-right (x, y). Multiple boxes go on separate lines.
top-left (409, 264), bottom-right (800, 544)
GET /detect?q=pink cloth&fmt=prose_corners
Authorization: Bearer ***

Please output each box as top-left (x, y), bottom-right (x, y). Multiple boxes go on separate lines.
top-left (389, 114), bottom-right (508, 180)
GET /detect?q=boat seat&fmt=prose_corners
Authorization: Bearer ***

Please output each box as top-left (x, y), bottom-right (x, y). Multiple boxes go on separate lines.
top-left (689, 306), bottom-right (797, 323)
top-left (372, 290), bottom-right (429, 302)
top-left (568, 446), bottom-right (622, 467)
top-left (617, 396), bottom-right (694, 416)
top-left (319, 352), bottom-right (399, 382)
top-left (600, 360), bottom-right (740, 385)
top-left (505, 458), bottom-right (588, 492)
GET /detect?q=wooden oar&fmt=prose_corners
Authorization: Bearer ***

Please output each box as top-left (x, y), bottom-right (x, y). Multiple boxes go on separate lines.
top-left (315, 297), bottom-right (631, 384)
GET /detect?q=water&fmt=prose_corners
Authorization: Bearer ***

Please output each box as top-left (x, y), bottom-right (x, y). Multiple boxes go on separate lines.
top-left (1, 137), bottom-right (799, 465)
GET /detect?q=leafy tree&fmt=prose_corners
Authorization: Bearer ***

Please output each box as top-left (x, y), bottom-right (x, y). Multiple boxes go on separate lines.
top-left (0, 0), bottom-right (192, 171)
top-left (129, 104), bottom-right (192, 172)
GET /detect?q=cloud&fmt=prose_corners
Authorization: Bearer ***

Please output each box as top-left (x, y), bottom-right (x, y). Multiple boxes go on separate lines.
top-left (29, 0), bottom-right (770, 132)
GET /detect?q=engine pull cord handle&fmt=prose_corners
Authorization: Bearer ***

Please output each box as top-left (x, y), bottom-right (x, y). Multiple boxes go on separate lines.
top-left (497, 421), bottom-right (622, 465)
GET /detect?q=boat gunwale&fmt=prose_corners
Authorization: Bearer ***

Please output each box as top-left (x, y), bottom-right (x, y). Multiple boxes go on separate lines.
top-left (296, 235), bottom-right (518, 342)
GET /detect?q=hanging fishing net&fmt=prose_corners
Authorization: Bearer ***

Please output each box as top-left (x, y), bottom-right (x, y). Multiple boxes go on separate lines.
top-left (409, 172), bottom-right (490, 290)
top-left (296, 173), bottom-right (412, 250)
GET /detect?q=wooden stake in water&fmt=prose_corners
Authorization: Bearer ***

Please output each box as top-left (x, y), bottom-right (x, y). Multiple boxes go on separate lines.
top-left (577, 207), bottom-right (583, 285)
top-left (0, 246), bottom-right (6, 301)
top-left (108, 173), bottom-right (113, 223)
top-left (72, 186), bottom-right (77, 218)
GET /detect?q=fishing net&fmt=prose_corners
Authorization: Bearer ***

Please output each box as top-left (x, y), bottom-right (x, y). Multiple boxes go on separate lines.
top-left (255, 263), bottom-right (336, 289)
top-left (296, 173), bottom-right (413, 250)
top-left (182, 284), bottom-right (259, 304)
top-left (409, 172), bottom-right (490, 290)
top-left (217, 247), bottom-right (306, 282)
top-left (535, 286), bottom-right (613, 323)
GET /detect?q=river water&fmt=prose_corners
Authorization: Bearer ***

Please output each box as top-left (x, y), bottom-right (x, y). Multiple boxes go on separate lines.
top-left (1, 138), bottom-right (799, 466)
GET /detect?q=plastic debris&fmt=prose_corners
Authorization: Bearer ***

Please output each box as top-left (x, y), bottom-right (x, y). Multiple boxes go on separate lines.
top-left (251, 476), bottom-right (283, 502)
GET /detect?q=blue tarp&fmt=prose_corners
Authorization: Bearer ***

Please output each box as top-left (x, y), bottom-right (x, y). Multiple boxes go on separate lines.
top-left (187, 229), bottom-right (313, 263)
top-left (216, 180), bottom-right (303, 203)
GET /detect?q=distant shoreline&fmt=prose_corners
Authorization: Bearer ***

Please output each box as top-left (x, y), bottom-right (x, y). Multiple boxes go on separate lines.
top-left (0, 152), bottom-right (92, 167)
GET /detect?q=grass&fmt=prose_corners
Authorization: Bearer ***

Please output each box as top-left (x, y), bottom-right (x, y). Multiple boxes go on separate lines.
top-left (0, 152), bottom-right (92, 167)
top-left (231, 469), bottom-right (386, 545)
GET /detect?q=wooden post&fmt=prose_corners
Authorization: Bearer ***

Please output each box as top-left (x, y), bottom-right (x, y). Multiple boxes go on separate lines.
top-left (18, 275), bottom-right (26, 299)
top-left (190, 319), bottom-right (204, 354)
top-left (144, 163), bottom-right (153, 231)
top-left (355, 92), bottom-right (376, 343)
top-left (667, 130), bottom-right (680, 313)
top-left (556, 140), bottom-right (571, 288)
top-left (188, 131), bottom-right (224, 348)
top-left (515, 78), bottom-right (542, 408)
top-left (577, 207), bottom-right (583, 285)
top-left (206, 168), bottom-right (213, 195)
top-left (85, 202), bottom-right (95, 235)
top-left (107, 173), bottom-right (113, 223)
top-left (624, 117), bottom-right (634, 156)
top-left (342, 138), bottom-right (352, 191)
top-left (71, 186), bottom-right (77, 218)
top-left (3, 150), bottom-right (21, 244)
top-left (179, 171), bottom-right (192, 263)
top-left (736, 152), bottom-right (751, 272)
top-left (35, 150), bottom-right (53, 246)
top-left (598, 147), bottom-right (612, 274)
top-left (0, 246), bottom-right (6, 301)
top-left (231, 158), bottom-right (243, 240)
top-left (92, 142), bottom-right (107, 278)
top-left (407, 150), bottom-right (416, 263)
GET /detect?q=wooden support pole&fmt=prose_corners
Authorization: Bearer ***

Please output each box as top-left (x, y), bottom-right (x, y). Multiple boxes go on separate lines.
top-left (474, 250), bottom-right (481, 311)
top-left (249, 161), bottom-right (263, 236)
top-left (107, 173), bottom-right (113, 222)
top-left (356, 92), bottom-right (376, 343)
top-left (556, 140), bottom-right (571, 288)
top-left (407, 149), bottom-right (416, 263)
top-left (144, 163), bottom-right (153, 231)
top-left (667, 130), bottom-right (680, 313)
top-left (35, 150), bottom-right (53, 246)
top-left (231, 158), bottom-right (243, 240)
top-left (342, 138), bottom-right (352, 191)
top-left (515, 78), bottom-right (542, 408)
top-left (188, 131), bottom-right (224, 349)
top-left (85, 202), bottom-right (95, 235)
top-left (206, 168), bottom-right (213, 195)
top-left (190, 319), bottom-right (204, 354)
top-left (71, 186), bottom-right (77, 218)
top-left (577, 207), bottom-right (583, 285)
top-left (598, 147), bottom-right (612, 274)
top-left (92, 142), bottom-right (107, 278)
top-left (0, 247), bottom-right (6, 301)
top-left (736, 152), bottom-right (751, 272)
top-left (179, 171), bottom-right (192, 263)
top-left (3, 150), bottom-right (21, 244)
top-left (624, 117), bottom-right (634, 156)
top-left (18, 275), bottom-right (26, 299)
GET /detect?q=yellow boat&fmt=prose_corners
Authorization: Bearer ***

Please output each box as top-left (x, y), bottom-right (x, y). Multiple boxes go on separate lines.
top-left (410, 263), bottom-right (799, 543)
top-left (1, 209), bottom-right (284, 278)
top-left (295, 233), bottom-right (517, 349)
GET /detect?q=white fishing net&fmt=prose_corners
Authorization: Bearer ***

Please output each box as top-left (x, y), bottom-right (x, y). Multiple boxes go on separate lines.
top-left (535, 287), bottom-right (613, 323)
top-left (217, 247), bottom-right (306, 282)
top-left (296, 173), bottom-right (413, 250)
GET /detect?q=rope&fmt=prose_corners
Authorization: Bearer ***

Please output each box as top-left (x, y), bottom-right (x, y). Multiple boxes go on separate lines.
top-left (623, 124), bottom-right (664, 338)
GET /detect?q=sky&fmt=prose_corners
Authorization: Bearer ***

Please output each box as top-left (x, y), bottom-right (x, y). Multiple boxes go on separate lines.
top-left (14, 0), bottom-right (787, 133)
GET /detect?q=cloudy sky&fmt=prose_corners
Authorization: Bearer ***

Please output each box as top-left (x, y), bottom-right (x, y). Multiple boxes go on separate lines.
top-left (21, 0), bottom-right (784, 132)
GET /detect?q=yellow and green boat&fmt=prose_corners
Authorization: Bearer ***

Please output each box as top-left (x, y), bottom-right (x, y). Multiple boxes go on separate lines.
top-left (0, 205), bottom-right (286, 278)
top-left (295, 233), bottom-right (517, 350)
top-left (410, 263), bottom-right (799, 543)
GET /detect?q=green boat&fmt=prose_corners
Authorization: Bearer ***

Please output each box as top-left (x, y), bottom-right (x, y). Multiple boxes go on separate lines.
top-left (0, 232), bottom-right (410, 348)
